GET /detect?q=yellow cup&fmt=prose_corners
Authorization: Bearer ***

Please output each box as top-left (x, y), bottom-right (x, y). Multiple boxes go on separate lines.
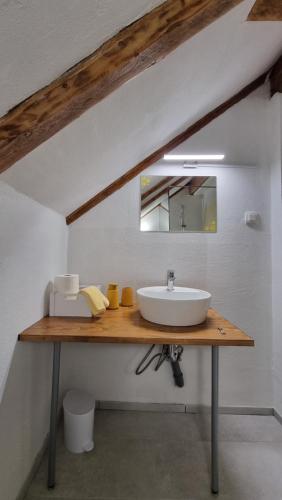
top-left (121, 287), bottom-right (134, 307)
top-left (107, 283), bottom-right (119, 309)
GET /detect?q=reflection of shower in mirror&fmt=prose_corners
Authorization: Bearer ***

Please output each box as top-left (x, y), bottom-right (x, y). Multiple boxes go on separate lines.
top-left (180, 204), bottom-right (186, 230)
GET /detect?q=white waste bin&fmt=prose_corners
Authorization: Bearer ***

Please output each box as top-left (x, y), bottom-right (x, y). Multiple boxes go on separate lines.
top-left (63, 389), bottom-right (95, 453)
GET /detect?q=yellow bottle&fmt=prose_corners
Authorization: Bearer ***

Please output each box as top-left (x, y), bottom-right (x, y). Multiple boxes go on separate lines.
top-left (121, 287), bottom-right (134, 307)
top-left (107, 283), bottom-right (119, 310)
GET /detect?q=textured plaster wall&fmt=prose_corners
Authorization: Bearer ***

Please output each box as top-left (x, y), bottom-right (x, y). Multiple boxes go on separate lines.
top-left (0, 181), bottom-right (68, 500)
top-left (268, 94), bottom-right (282, 416)
top-left (66, 89), bottom-right (273, 408)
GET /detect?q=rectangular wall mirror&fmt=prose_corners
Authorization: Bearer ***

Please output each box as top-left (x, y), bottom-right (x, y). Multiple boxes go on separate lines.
top-left (140, 175), bottom-right (217, 233)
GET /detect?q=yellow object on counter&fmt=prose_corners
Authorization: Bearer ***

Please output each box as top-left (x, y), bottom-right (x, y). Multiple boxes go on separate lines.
top-left (107, 283), bottom-right (119, 310)
top-left (121, 287), bottom-right (134, 307)
top-left (80, 286), bottom-right (109, 316)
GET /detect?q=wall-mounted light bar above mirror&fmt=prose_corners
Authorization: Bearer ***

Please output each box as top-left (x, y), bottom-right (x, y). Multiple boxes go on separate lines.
top-left (164, 154), bottom-right (225, 161)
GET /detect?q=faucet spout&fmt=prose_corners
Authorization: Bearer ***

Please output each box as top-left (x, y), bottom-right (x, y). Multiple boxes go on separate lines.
top-left (167, 270), bottom-right (175, 291)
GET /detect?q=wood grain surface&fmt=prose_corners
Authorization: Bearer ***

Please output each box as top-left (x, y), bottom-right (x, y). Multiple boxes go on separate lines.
top-left (248, 0), bottom-right (282, 21)
top-left (19, 307), bottom-right (254, 347)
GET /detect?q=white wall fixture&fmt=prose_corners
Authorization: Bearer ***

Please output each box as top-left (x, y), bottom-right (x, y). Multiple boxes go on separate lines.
top-left (181, 163), bottom-right (257, 169)
top-left (244, 211), bottom-right (260, 226)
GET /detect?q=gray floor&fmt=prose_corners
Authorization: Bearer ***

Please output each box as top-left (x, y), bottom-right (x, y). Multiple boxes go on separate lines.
top-left (25, 411), bottom-right (282, 500)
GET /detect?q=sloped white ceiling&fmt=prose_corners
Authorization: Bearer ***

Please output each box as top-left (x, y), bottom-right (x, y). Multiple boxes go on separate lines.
top-left (1, 0), bottom-right (282, 215)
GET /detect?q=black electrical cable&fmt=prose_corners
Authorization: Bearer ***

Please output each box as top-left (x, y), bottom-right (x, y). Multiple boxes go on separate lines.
top-left (155, 345), bottom-right (169, 371)
top-left (135, 344), bottom-right (185, 388)
top-left (135, 344), bottom-right (164, 375)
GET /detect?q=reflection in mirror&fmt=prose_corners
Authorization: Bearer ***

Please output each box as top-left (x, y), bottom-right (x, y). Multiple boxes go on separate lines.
top-left (140, 176), bottom-right (217, 233)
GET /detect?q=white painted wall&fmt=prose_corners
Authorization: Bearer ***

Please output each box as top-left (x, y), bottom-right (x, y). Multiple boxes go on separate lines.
top-left (0, 181), bottom-right (68, 500)
top-left (268, 94), bottom-right (282, 416)
top-left (66, 88), bottom-right (273, 408)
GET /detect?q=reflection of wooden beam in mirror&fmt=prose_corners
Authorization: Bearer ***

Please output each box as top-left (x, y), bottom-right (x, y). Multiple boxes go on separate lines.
top-left (169, 176), bottom-right (209, 198)
top-left (141, 177), bottom-right (174, 201)
top-left (247, 0), bottom-right (282, 21)
top-left (166, 178), bottom-right (193, 201)
top-left (167, 176), bottom-right (210, 202)
top-left (141, 176), bottom-right (187, 210)
top-left (189, 176), bottom-right (209, 195)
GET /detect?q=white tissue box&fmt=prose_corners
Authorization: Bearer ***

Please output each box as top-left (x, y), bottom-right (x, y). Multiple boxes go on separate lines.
top-left (49, 285), bottom-right (101, 317)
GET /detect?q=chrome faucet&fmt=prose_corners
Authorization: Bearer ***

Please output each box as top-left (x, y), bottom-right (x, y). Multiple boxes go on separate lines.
top-left (167, 270), bottom-right (175, 291)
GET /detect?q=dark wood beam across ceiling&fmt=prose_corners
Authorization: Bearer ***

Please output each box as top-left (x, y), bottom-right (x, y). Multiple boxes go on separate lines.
top-left (0, 0), bottom-right (244, 174)
top-left (247, 0), bottom-right (282, 21)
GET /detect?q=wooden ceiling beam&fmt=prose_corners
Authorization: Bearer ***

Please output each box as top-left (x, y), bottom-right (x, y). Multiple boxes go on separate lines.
top-left (247, 0), bottom-right (282, 21)
top-left (66, 72), bottom-right (267, 224)
top-left (0, 0), bottom-right (244, 174)
top-left (270, 55), bottom-right (282, 96)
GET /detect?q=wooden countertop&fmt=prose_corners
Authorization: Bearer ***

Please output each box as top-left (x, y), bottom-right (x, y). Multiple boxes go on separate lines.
top-left (19, 307), bottom-right (254, 347)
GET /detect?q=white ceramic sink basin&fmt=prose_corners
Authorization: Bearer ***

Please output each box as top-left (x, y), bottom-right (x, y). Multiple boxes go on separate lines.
top-left (137, 286), bottom-right (211, 327)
